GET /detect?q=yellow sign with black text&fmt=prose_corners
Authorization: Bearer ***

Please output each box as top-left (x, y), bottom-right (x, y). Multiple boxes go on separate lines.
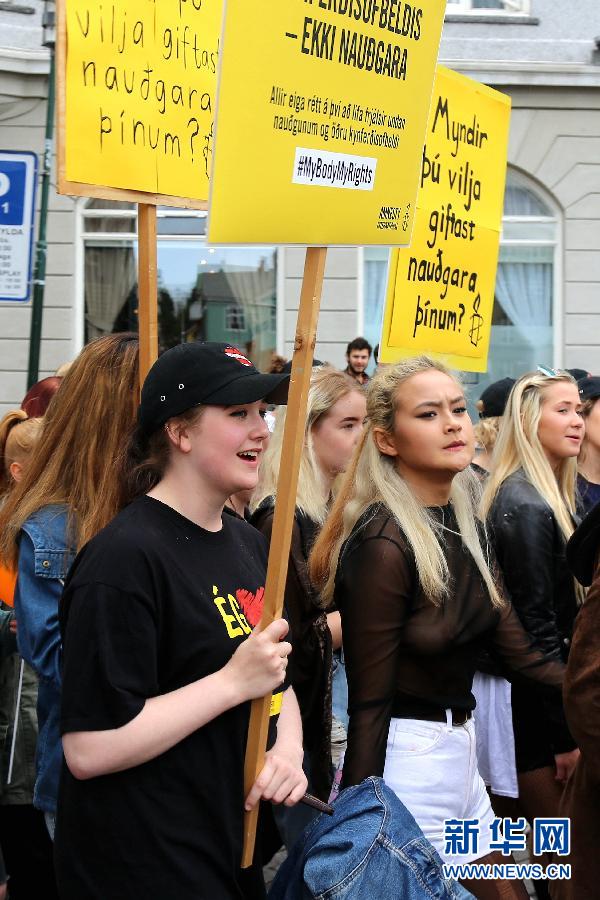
top-left (208, 0), bottom-right (447, 245)
top-left (63, 0), bottom-right (221, 200)
top-left (380, 67), bottom-right (511, 371)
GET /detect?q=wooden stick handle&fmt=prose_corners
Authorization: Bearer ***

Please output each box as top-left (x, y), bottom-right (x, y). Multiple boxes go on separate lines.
top-left (137, 203), bottom-right (159, 386)
top-left (241, 246), bottom-right (327, 868)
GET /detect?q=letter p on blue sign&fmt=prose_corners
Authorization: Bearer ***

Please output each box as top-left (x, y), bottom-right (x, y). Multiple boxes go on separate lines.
top-left (0, 161), bottom-right (26, 225)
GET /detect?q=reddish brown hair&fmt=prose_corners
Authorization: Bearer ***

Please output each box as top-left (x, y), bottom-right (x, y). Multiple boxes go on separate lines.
top-left (21, 376), bottom-right (63, 417)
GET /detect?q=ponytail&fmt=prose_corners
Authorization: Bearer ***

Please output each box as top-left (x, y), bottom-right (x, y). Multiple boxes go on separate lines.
top-left (0, 411), bottom-right (43, 497)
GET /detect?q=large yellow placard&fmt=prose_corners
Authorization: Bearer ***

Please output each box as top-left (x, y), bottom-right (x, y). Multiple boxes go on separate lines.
top-left (208, 0), bottom-right (447, 245)
top-left (380, 67), bottom-right (511, 371)
top-left (63, 0), bottom-right (221, 200)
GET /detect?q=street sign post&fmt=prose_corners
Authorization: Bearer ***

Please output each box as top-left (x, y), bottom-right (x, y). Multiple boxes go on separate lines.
top-left (0, 151), bottom-right (38, 303)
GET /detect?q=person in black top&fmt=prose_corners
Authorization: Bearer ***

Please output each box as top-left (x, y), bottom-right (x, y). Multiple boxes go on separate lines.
top-left (251, 366), bottom-right (366, 846)
top-left (576, 375), bottom-right (600, 515)
top-left (310, 356), bottom-right (568, 900)
top-left (344, 337), bottom-right (372, 386)
top-left (481, 369), bottom-right (583, 899)
top-left (55, 342), bottom-right (307, 900)
top-left (472, 377), bottom-right (515, 479)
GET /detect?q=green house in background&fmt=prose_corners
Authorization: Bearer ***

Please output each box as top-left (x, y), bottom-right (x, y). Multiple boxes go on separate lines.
top-left (188, 260), bottom-right (277, 372)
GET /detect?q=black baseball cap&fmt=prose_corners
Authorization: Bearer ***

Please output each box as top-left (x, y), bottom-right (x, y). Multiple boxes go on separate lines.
top-left (478, 377), bottom-right (515, 419)
top-left (578, 375), bottom-right (600, 403)
top-left (139, 342), bottom-right (290, 436)
top-left (280, 358), bottom-right (324, 374)
top-left (567, 368), bottom-right (590, 382)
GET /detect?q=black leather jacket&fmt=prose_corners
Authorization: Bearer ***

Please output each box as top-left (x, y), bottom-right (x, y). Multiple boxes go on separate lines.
top-left (489, 470), bottom-right (579, 755)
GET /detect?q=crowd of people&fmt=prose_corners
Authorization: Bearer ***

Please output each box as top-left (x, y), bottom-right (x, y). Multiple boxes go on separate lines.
top-left (0, 334), bottom-right (598, 899)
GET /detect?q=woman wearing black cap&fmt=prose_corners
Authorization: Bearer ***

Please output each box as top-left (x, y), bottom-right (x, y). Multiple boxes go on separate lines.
top-left (472, 377), bottom-right (515, 479)
top-left (576, 376), bottom-right (600, 516)
top-left (54, 343), bottom-right (307, 900)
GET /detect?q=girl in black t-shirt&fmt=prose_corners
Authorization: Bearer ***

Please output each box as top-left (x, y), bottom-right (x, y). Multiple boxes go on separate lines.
top-left (310, 356), bottom-right (567, 900)
top-left (55, 343), bottom-right (307, 900)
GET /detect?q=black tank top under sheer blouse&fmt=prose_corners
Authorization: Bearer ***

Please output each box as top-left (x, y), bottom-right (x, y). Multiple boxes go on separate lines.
top-left (334, 503), bottom-right (566, 787)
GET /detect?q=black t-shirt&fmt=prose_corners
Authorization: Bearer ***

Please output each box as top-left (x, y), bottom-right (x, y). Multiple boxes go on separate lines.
top-left (55, 496), bottom-right (281, 900)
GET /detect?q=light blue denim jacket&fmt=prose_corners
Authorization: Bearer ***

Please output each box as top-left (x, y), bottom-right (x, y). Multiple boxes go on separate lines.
top-left (14, 504), bottom-right (74, 814)
top-left (269, 777), bottom-right (473, 900)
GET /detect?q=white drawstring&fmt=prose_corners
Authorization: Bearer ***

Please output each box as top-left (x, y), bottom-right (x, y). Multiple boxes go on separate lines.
top-left (7, 658), bottom-right (25, 785)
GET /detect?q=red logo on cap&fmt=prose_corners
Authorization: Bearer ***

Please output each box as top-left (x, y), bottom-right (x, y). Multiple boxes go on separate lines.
top-left (224, 346), bottom-right (252, 367)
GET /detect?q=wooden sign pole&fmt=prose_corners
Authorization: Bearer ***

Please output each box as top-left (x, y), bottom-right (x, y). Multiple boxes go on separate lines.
top-left (241, 246), bottom-right (328, 868)
top-left (137, 203), bottom-right (159, 384)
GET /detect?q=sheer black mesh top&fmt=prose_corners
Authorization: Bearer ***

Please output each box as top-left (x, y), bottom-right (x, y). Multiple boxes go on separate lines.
top-left (334, 503), bottom-right (565, 786)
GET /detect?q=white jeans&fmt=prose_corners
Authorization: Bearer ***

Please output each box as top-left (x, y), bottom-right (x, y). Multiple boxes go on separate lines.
top-left (383, 714), bottom-right (496, 865)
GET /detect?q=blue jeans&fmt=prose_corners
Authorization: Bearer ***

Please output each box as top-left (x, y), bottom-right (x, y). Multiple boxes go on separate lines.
top-left (331, 649), bottom-right (348, 730)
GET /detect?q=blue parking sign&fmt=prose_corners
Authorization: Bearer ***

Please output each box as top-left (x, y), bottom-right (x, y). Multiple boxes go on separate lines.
top-left (0, 160), bottom-right (27, 225)
top-left (0, 151), bottom-right (38, 302)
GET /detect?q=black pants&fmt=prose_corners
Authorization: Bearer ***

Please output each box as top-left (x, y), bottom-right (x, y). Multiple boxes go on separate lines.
top-left (0, 805), bottom-right (58, 899)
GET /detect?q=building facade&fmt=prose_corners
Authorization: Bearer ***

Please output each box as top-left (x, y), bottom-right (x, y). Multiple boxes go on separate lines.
top-left (1, 0), bottom-right (599, 415)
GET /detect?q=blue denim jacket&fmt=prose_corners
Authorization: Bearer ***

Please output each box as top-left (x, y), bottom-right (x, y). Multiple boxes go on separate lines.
top-left (269, 777), bottom-right (473, 900)
top-left (14, 505), bottom-right (74, 814)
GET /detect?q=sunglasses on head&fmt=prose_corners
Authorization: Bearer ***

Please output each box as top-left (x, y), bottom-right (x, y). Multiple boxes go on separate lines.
top-left (537, 365), bottom-right (561, 377)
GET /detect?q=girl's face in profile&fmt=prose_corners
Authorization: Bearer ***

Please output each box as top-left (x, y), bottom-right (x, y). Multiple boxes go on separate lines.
top-left (311, 390), bottom-right (367, 481)
top-left (537, 382), bottom-right (584, 469)
top-left (582, 398), bottom-right (600, 454)
top-left (375, 369), bottom-right (475, 479)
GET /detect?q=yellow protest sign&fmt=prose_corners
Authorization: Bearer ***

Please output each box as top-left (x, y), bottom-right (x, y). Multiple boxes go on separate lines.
top-left (380, 66), bottom-right (511, 371)
top-left (208, 0), bottom-right (447, 245)
top-left (58, 0), bottom-right (221, 204)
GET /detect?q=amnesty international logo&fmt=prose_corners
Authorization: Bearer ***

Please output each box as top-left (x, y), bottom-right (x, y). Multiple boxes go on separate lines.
top-left (469, 294), bottom-right (484, 348)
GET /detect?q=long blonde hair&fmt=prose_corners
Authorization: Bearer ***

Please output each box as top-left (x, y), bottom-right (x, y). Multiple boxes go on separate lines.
top-left (309, 356), bottom-right (502, 608)
top-left (0, 334), bottom-right (139, 569)
top-left (480, 370), bottom-right (578, 543)
top-left (0, 411), bottom-right (43, 497)
top-left (252, 366), bottom-right (361, 525)
top-left (474, 412), bottom-right (501, 456)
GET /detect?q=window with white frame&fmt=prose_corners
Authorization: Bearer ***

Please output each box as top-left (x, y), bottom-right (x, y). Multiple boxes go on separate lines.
top-left (361, 170), bottom-right (559, 403)
top-left (80, 200), bottom-right (278, 371)
top-left (479, 172), bottom-right (558, 404)
top-left (446, 0), bottom-right (529, 14)
top-left (225, 303), bottom-right (246, 331)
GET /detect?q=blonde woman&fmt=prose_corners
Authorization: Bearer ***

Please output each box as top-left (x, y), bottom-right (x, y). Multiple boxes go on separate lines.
top-left (0, 412), bottom-right (43, 607)
top-left (480, 370), bottom-right (583, 897)
top-left (310, 357), bottom-right (568, 900)
top-left (0, 412), bottom-right (43, 498)
top-left (251, 366), bottom-right (366, 844)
